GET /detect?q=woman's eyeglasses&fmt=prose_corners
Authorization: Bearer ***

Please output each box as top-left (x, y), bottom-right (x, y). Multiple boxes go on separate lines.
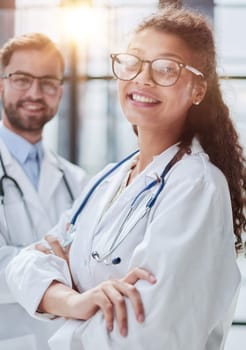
top-left (110, 53), bottom-right (204, 87)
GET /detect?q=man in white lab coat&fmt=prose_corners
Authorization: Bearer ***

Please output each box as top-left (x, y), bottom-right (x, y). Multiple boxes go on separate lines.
top-left (0, 33), bottom-right (86, 350)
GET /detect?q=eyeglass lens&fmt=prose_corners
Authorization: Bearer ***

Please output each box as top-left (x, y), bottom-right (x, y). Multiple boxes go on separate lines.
top-left (8, 73), bottom-right (61, 96)
top-left (112, 53), bottom-right (182, 86)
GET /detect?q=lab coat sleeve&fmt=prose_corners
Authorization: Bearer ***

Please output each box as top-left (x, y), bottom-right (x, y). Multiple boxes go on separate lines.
top-left (57, 156), bottom-right (88, 196)
top-left (4, 204), bottom-right (75, 315)
top-left (0, 228), bottom-right (22, 303)
top-left (50, 170), bottom-right (240, 350)
top-left (0, 203), bottom-right (72, 304)
top-left (6, 249), bottom-right (73, 318)
top-left (4, 173), bottom-right (109, 315)
top-left (0, 144), bottom-right (88, 306)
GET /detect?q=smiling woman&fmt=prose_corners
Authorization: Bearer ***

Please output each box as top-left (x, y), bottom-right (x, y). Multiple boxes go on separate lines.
top-left (116, 28), bottom-right (207, 146)
top-left (5, 6), bottom-right (246, 350)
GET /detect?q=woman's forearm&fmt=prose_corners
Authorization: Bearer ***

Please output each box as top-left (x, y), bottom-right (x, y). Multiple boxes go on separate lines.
top-left (37, 268), bottom-right (156, 336)
top-left (38, 281), bottom-right (81, 318)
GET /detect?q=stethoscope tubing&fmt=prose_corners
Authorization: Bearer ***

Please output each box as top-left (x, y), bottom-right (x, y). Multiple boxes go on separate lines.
top-left (91, 206), bottom-right (148, 264)
top-left (70, 150), bottom-right (139, 226)
top-left (65, 149), bottom-right (179, 262)
top-left (0, 151), bottom-right (75, 244)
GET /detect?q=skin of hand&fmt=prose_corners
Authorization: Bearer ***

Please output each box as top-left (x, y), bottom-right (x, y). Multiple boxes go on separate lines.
top-left (36, 235), bottom-right (157, 335)
top-left (36, 253), bottom-right (156, 337)
top-left (35, 234), bottom-right (75, 287)
top-left (35, 234), bottom-right (69, 263)
top-left (72, 267), bottom-right (157, 336)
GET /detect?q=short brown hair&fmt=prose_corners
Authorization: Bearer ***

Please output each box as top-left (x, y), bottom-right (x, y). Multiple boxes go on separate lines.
top-left (0, 32), bottom-right (65, 74)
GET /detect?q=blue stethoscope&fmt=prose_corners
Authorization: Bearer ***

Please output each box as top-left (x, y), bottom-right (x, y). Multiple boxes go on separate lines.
top-left (63, 149), bottom-right (179, 265)
top-left (0, 152), bottom-right (75, 244)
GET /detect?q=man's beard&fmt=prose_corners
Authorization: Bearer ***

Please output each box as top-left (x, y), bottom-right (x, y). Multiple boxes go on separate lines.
top-left (2, 94), bottom-right (55, 132)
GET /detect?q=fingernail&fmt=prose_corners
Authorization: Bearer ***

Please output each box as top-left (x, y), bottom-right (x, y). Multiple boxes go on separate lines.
top-left (149, 275), bottom-right (157, 283)
top-left (137, 314), bottom-right (144, 323)
top-left (121, 327), bottom-right (127, 337)
top-left (108, 324), bottom-right (113, 332)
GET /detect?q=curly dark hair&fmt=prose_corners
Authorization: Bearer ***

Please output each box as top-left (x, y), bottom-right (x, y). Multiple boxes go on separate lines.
top-left (135, 6), bottom-right (246, 250)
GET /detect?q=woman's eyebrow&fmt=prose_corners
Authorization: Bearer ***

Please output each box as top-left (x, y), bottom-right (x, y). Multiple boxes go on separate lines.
top-left (127, 48), bottom-right (184, 61)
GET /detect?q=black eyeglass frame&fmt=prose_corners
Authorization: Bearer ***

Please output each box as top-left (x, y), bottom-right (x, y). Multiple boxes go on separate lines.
top-left (110, 53), bottom-right (204, 87)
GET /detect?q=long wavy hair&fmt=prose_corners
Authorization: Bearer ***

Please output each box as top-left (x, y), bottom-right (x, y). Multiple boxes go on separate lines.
top-left (134, 7), bottom-right (246, 250)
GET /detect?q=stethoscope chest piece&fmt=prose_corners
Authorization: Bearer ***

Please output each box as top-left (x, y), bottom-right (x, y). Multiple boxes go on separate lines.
top-left (67, 147), bottom-right (185, 266)
top-left (91, 251), bottom-right (121, 265)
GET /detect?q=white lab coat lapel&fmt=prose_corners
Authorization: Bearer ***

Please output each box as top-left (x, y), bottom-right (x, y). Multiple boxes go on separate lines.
top-left (38, 148), bottom-right (63, 206)
top-left (0, 140), bottom-right (53, 243)
top-left (92, 141), bottom-right (203, 251)
top-left (0, 139), bottom-right (43, 212)
top-left (84, 162), bottom-right (132, 234)
top-left (88, 157), bottom-right (161, 255)
top-left (71, 159), bottom-right (140, 262)
top-left (100, 145), bottom-right (182, 236)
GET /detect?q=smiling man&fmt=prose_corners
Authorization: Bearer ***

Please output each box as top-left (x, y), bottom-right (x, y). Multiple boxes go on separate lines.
top-left (0, 33), bottom-right (86, 350)
top-left (0, 34), bottom-right (65, 143)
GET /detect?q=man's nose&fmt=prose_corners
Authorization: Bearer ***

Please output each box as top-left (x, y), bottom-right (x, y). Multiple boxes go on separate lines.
top-left (26, 79), bottom-right (43, 97)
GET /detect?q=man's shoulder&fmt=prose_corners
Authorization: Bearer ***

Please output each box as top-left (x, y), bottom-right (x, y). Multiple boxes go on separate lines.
top-left (57, 154), bottom-right (86, 176)
top-left (44, 148), bottom-right (87, 183)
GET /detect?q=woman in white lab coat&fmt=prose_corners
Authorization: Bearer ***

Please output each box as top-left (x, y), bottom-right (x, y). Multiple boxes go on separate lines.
top-left (6, 6), bottom-right (246, 350)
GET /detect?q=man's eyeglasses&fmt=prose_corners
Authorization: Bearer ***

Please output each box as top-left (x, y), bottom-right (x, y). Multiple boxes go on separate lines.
top-left (1, 72), bottom-right (64, 96)
top-left (110, 53), bottom-right (204, 87)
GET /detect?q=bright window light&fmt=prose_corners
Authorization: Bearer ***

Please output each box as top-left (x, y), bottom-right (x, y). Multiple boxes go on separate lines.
top-left (60, 4), bottom-right (96, 45)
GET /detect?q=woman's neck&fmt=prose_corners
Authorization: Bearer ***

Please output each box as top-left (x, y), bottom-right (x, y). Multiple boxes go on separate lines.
top-left (136, 131), bottom-right (180, 171)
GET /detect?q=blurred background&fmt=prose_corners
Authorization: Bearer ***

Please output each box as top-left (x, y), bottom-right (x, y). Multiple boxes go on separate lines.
top-left (0, 0), bottom-right (245, 348)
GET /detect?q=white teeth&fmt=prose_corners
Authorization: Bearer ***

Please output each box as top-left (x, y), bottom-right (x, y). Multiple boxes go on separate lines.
top-left (23, 104), bottom-right (43, 111)
top-left (132, 94), bottom-right (158, 104)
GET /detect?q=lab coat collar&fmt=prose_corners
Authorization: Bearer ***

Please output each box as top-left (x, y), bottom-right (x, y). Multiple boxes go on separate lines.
top-left (0, 138), bottom-right (14, 167)
top-left (144, 137), bottom-right (204, 182)
top-left (0, 123), bottom-right (43, 164)
top-left (38, 148), bottom-right (64, 202)
top-left (0, 138), bottom-right (44, 210)
top-left (99, 137), bottom-right (204, 187)
top-left (0, 140), bottom-right (63, 203)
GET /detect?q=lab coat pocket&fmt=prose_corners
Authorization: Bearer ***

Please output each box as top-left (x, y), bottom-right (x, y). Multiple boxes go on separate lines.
top-left (0, 334), bottom-right (37, 350)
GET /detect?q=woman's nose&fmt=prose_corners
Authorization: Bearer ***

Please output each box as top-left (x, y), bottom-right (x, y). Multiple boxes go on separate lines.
top-left (134, 62), bottom-right (155, 86)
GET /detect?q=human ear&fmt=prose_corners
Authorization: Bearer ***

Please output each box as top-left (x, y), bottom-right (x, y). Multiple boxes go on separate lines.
top-left (58, 85), bottom-right (64, 102)
top-left (192, 79), bottom-right (207, 105)
top-left (0, 78), bottom-right (3, 97)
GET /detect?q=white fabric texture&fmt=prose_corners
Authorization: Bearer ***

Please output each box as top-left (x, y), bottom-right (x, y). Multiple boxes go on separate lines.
top-left (0, 138), bottom-right (87, 350)
top-left (6, 138), bottom-right (240, 350)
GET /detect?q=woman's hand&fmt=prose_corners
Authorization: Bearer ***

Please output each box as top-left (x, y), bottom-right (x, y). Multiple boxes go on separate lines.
top-left (36, 239), bottom-right (156, 336)
top-left (66, 267), bottom-right (156, 336)
top-left (35, 234), bottom-right (69, 263)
